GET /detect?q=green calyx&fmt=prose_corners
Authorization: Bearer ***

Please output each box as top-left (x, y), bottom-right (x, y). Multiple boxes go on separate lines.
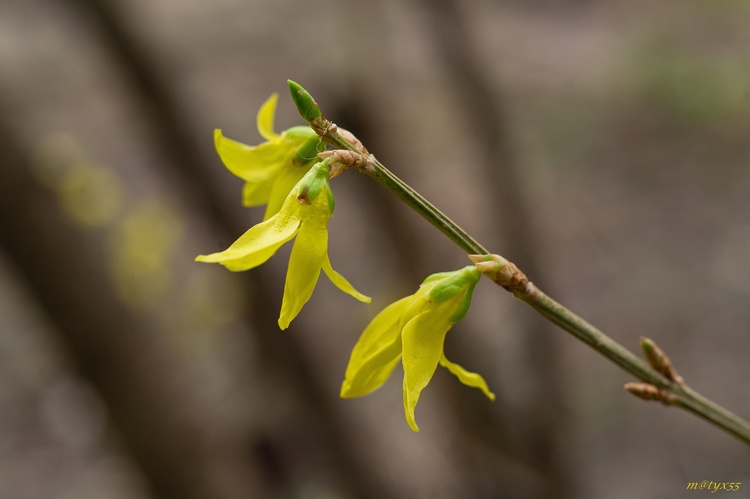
top-left (426, 266), bottom-right (481, 323)
top-left (428, 267), bottom-right (480, 302)
top-left (288, 80), bottom-right (322, 123)
top-left (293, 136), bottom-right (323, 166)
top-left (283, 126), bottom-right (318, 141)
top-left (297, 160), bottom-right (332, 205)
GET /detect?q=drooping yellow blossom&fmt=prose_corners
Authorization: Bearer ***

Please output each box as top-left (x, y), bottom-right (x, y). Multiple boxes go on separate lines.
top-left (341, 266), bottom-right (495, 431)
top-left (214, 93), bottom-right (321, 220)
top-left (196, 160), bottom-right (370, 329)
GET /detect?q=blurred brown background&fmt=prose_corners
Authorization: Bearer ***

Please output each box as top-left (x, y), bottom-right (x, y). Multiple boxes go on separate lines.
top-left (1, 0), bottom-right (749, 498)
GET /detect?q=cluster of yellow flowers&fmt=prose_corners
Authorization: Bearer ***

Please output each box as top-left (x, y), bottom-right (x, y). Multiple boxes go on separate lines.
top-left (197, 94), bottom-right (494, 431)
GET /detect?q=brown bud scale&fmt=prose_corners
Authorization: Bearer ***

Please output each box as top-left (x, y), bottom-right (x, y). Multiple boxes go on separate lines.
top-left (338, 128), bottom-right (368, 154)
top-left (624, 382), bottom-right (674, 405)
top-left (640, 337), bottom-right (683, 384)
top-left (318, 150), bottom-right (369, 178)
top-left (469, 254), bottom-right (529, 293)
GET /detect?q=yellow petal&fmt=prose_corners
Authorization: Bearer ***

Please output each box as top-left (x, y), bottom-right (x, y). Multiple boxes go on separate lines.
top-left (241, 178), bottom-right (274, 207)
top-left (262, 164), bottom-right (308, 220)
top-left (401, 299), bottom-right (456, 432)
top-left (439, 354), bottom-right (495, 401)
top-left (257, 93), bottom-right (280, 141)
top-left (277, 210), bottom-right (328, 329)
top-left (214, 129), bottom-right (288, 182)
top-left (340, 296), bottom-right (411, 398)
top-left (196, 194), bottom-right (302, 271)
top-left (321, 255), bottom-right (371, 303)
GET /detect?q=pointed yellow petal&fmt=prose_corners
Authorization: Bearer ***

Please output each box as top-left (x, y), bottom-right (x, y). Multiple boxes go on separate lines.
top-left (340, 296), bottom-right (411, 398)
top-left (401, 299), bottom-right (456, 432)
top-left (196, 194), bottom-right (302, 271)
top-left (321, 255), bottom-right (371, 303)
top-left (439, 354), bottom-right (495, 401)
top-left (262, 164), bottom-right (308, 220)
top-left (241, 178), bottom-right (274, 207)
top-left (257, 93), bottom-right (280, 141)
top-left (277, 211), bottom-right (328, 329)
top-left (214, 129), bottom-right (289, 182)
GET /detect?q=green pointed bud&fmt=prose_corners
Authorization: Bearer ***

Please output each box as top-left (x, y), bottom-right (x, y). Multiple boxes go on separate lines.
top-left (288, 80), bottom-right (322, 123)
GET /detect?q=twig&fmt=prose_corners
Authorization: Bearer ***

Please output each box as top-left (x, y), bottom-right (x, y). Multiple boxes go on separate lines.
top-left (288, 80), bottom-right (750, 445)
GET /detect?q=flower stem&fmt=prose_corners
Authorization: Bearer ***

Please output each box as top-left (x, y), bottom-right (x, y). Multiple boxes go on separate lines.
top-left (366, 157), bottom-right (488, 255)
top-left (288, 80), bottom-right (750, 445)
top-left (307, 115), bottom-right (487, 254)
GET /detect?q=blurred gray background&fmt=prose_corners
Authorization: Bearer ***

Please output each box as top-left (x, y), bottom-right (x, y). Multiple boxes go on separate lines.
top-left (1, 0), bottom-right (749, 498)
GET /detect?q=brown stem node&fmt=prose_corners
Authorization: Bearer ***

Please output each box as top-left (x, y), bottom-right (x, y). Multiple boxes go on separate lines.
top-left (318, 150), bottom-right (369, 178)
top-left (469, 253), bottom-right (528, 293)
top-left (337, 127), bottom-right (368, 154)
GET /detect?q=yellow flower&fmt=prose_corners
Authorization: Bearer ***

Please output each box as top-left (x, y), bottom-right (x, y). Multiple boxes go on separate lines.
top-left (341, 266), bottom-right (495, 432)
top-left (196, 161), bottom-right (370, 329)
top-left (214, 93), bottom-right (321, 220)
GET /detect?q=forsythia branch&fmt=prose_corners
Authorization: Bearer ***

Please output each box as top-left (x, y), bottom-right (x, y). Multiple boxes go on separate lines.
top-left (288, 80), bottom-right (750, 445)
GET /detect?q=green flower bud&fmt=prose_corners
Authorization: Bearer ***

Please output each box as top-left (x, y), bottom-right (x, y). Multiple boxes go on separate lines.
top-left (288, 80), bottom-right (322, 123)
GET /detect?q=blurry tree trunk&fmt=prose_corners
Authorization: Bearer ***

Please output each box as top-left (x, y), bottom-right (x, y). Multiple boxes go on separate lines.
top-left (53, 0), bottom-right (392, 497)
top-left (327, 2), bottom-right (563, 497)
top-left (0, 116), bottom-right (270, 499)
top-left (416, 1), bottom-right (570, 497)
